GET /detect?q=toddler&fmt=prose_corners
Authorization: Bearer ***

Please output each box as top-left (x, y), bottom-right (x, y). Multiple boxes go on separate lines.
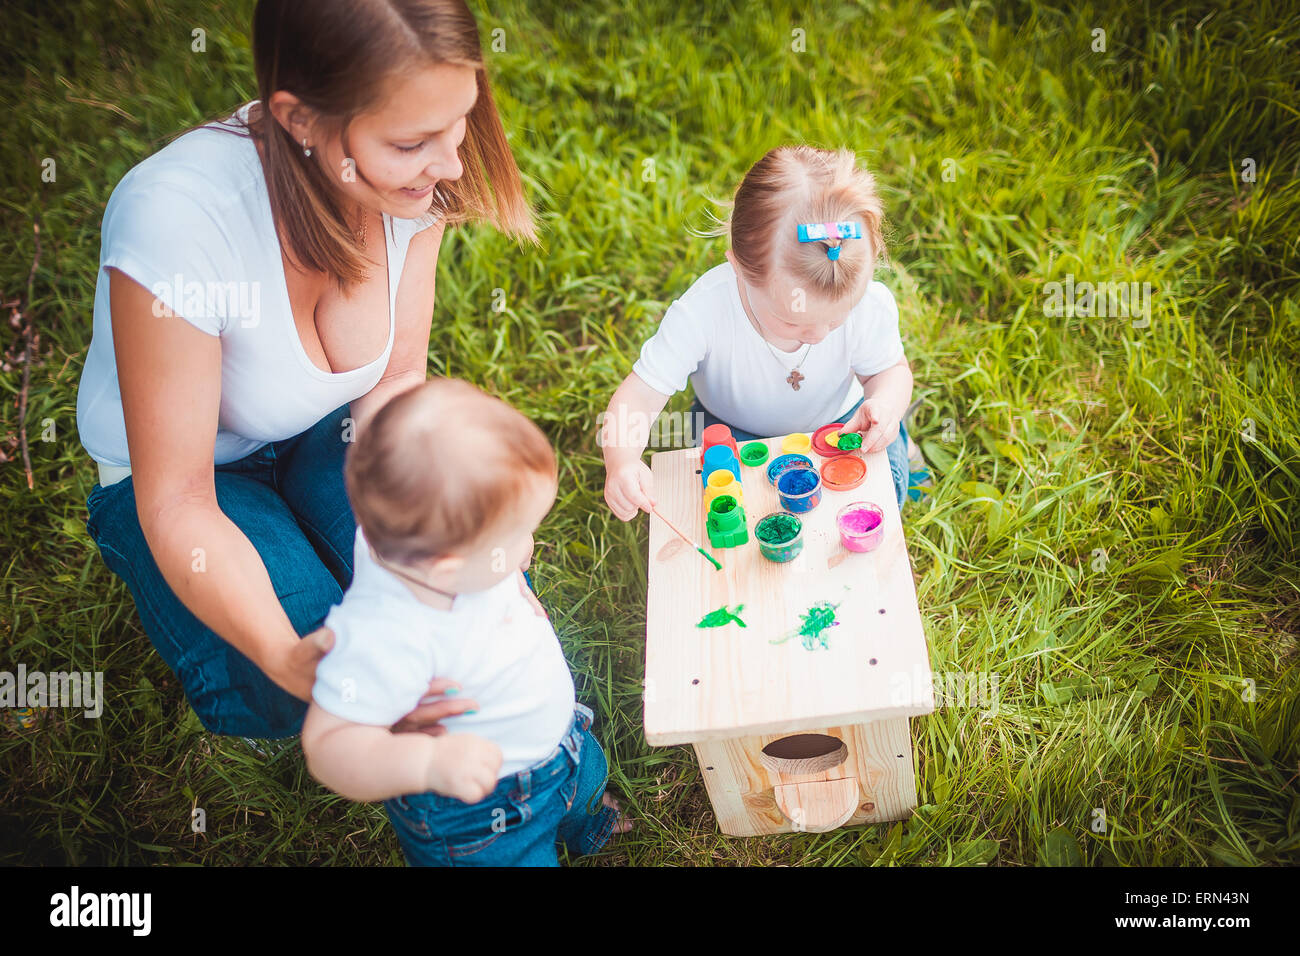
top-left (302, 378), bottom-right (626, 866)
top-left (602, 145), bottom-right (925, 519)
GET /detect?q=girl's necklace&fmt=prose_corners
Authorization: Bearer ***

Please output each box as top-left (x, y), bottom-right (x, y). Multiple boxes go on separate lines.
top-left (739, 280), bottom-right (812, 390)
top-left (762, 338), bottom-right (812, 391)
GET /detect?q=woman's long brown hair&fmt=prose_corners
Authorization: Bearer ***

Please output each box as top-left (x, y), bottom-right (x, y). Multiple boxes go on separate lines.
top-left (183, 0), bottom-right (536, 288)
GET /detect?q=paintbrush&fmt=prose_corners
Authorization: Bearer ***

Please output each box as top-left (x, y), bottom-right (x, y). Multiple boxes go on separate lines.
top-left (650, 506), bottom-right (722, 571)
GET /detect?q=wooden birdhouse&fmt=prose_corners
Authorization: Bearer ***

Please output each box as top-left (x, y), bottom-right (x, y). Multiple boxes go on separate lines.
top-left (644, 432), bottom-right (934, 836)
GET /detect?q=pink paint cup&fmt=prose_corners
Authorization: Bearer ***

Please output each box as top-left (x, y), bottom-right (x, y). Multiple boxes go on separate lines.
top-left (836, 502), bottom-right (884, 552)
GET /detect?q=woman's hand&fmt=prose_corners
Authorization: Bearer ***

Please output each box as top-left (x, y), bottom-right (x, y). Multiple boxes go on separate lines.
top-left (264, 627), bottom-right (335, 702)
top-left (278, 629), bottom-right (479, 735)
top-left (390, 677), bottom-right (480, 738)
top-left (841, 398), bottom-right (902, 454)
top-left (604, 460), bottom-right (657, 521)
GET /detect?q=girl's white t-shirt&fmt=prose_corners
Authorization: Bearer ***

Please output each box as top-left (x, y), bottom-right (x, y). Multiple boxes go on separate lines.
top-left (312, 525), bottom-right (578, 779)
top-left (632, 261), bottom-right (906, 437)
top-left (76, 102), bottom-right (440, 470)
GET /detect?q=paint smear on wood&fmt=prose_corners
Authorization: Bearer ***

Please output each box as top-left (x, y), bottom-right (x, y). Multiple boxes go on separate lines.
top-left (771, 600), bottom-right (840, 650)
top-left (657, 539), bottom-right (686, 561)
top-left (697, 604), bottom-right (747, 629)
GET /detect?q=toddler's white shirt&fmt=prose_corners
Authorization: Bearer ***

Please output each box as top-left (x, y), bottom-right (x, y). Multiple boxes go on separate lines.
top-left (632, 261), bottom-right (906, 437)
top-left (312, 526), bottom-right (578, 779)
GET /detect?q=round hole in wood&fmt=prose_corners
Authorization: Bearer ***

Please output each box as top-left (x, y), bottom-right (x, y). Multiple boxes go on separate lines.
top-left (691, 678), bottom-right (700, 685)
top-left (869, 657), bottom-right (877, 665)
top-left (759, 733), bottom-right (849, 775)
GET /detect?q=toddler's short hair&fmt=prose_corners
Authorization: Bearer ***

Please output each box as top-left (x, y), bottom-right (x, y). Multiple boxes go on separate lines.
top-left (344, 378), bottom-right (557, 566)
top-left (726, 145), bottom-right (887, 301)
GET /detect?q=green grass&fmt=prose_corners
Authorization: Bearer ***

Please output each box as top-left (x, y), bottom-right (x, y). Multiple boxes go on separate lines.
top-left (3, 0), bottom-right (1298, 865)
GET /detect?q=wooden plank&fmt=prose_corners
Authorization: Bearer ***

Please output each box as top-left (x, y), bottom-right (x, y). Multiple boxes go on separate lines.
top-left (645, 436), bottom-right (934, 744)
top-left (693, 718), bottom-right (917, 836)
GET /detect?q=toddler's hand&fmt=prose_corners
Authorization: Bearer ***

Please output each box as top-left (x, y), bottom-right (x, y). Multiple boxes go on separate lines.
top-left (604, 460), bottom-right (657, 522)
top-left (425, 734), bottom-right (503, 804)
top-left (842, 399), bottom-right (902, 454)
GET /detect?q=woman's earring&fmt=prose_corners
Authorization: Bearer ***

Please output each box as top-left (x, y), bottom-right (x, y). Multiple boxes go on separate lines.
top-left (302, 138), bottom-right (312, 157)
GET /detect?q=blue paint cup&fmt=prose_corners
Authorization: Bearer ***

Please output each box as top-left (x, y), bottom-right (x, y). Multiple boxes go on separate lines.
top-left (702, 444), bottom-right (741, 487)
top-left (766, 453), bottom-right (814, 486)
top-left (777, 466), bottom-right (822, 513)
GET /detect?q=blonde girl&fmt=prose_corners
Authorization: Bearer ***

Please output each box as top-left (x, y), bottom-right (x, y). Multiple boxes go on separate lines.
top-left (602, 145), bottom-right (923, 521)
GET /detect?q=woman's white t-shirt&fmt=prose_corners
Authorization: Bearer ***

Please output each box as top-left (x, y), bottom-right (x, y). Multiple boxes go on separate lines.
top-left (76, 102), bottom-right (440, 472)
top-left (632, 261), bottom-right (906, 437)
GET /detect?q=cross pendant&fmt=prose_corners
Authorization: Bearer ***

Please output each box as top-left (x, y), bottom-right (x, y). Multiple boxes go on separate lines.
top-left (787, 369), bottom-right (805, 390)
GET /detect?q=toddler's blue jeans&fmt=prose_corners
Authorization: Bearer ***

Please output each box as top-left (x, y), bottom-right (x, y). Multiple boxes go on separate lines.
top-left (382, 702), bottom-right (618, 866)
top-left (689, 396), bottom-right (910, 511)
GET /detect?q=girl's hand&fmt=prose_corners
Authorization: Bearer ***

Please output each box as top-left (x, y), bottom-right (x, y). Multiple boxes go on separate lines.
top-left (390, 677), bottom-right (481, 738)
top-left (842, 398), bottom-right (902, 454)
top-left (604, 460), bottom-right (657, 522)
top-left (425, 733), bottom-right (503, 804)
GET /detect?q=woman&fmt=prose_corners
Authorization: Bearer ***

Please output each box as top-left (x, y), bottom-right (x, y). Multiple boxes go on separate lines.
top-left (77, 0), bottom-right (536, 740)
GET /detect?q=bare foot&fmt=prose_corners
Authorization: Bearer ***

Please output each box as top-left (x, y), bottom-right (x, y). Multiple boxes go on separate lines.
top-left (603, 792), bottom-right (634, 834)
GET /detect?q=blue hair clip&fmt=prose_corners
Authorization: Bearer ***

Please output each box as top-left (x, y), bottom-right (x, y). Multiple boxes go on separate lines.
top-left (797, 221), bottom-right (863, 259)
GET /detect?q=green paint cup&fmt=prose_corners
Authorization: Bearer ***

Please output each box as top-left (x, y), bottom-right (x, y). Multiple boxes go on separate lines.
top-left (740, 441), bottom-right (770, 467)
top-left (755, 511), bottom-right (804, 563)
top-left (707, 494), bottom-right (742, 532)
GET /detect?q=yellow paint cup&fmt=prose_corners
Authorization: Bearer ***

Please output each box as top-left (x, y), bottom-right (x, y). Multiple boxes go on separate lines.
top-left (781, 432), bottom-right (812, 455)
top-left (704, 475), bottom-right (744, 509)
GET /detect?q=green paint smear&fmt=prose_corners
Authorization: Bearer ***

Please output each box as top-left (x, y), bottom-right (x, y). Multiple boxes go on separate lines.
top-left (836, 432), bottom-right (863, 449)
top-left (756, 513), bottom-right (801, 544)
top-left (697, 604), bottom-right (747, 629)
top-left (770, 601), bottom-right (840, 650)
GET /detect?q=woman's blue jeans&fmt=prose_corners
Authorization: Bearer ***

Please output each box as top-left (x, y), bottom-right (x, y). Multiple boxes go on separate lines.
top-left (84, 403), bottom-right (360, 739)
top-left (382, 702), bottom-right (617, 866)
top-left (689, 396), bottom-right (910, 511)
